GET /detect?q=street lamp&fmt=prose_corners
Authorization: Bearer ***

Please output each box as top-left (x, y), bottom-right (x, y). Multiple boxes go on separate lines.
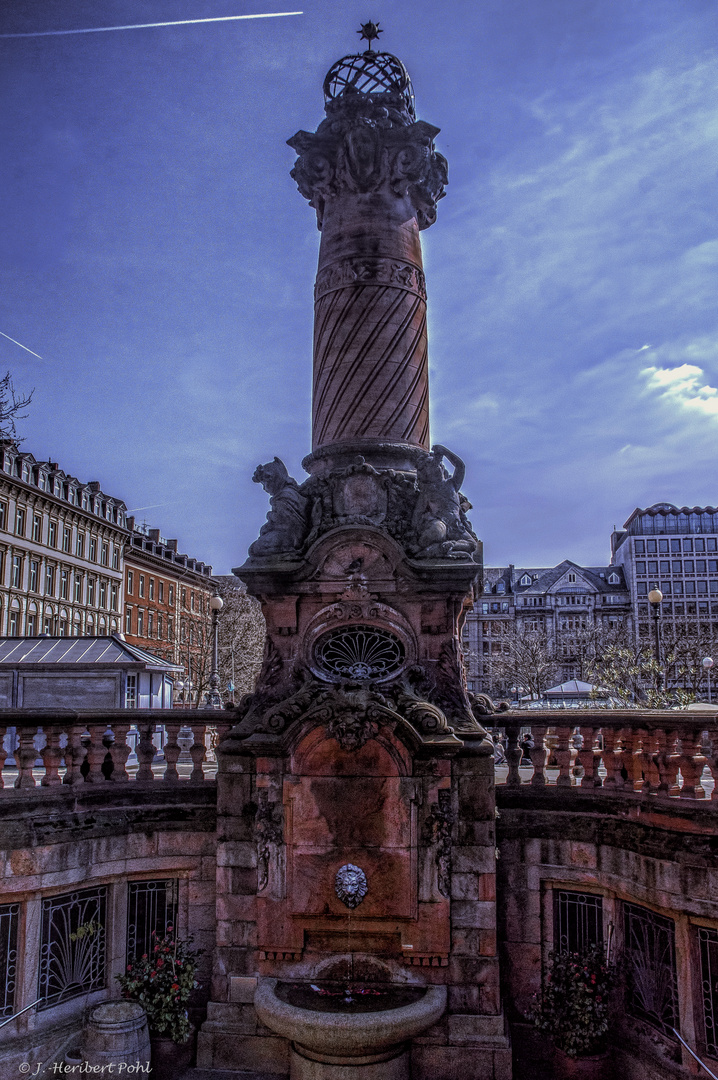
top-left (648, 588), bottom-right (664, 692)
top-left (176, 679), bottom-right (185, 709)
top-left (204, 593), bottom-right (224, 709)
top-left (703, 656), bottom-right (714, 704)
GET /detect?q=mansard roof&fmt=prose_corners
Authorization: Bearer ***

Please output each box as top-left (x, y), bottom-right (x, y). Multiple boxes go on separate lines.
top-left (483, 561), bottom-right (628, 597)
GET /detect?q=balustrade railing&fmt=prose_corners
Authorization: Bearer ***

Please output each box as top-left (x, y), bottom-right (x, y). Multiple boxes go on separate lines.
top-left (494, 710), bottom-right (718, 802)
top-left (0, 710), bottom-right (234, 790)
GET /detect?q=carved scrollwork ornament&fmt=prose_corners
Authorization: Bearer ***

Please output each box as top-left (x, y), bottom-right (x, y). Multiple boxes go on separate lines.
top-left (254, 791), bottom-right (284, 893)
top-left (422, 790), bottom-right (454, 899)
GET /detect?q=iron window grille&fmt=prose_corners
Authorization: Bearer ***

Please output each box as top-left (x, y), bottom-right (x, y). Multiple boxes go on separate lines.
top-left (699, 927), bottom-right (718, 1057)
top-left (314, 624), bottom-right (405, 682)
top-left (38, 887), bottom-right (106, 1009)
top-left (554, 890), bottom-right (603, 955)
top-left (126, 880), bottom-right (179, 963)
top-left (623, 902), bottom-right (678, 1037)
top-left (0, 903), bottom-right (19, 1018)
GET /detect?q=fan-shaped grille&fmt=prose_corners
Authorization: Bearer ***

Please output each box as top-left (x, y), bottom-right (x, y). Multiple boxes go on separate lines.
top-left (323, 52), bottom-right (415, 117)
top-left (315, 624), bottom-right (405, 681)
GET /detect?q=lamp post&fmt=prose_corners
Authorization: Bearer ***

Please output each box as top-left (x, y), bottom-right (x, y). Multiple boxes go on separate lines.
top-left (176, 679), bottom-right (185, 709)
top-left (204, 593), bottom-right (224, 709)
top-left (703, 656), bottom-right (714, 704)
top-left (648, 588), bottom-right (664, 693)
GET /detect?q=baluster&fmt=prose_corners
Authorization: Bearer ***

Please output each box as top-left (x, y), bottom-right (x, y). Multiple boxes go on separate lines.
top-left (574, 727), bottom-right (595, 787)
top-left (0, 724), bottom-right (9, 790)
top-left (41, 726), bottom-right (64, 786)
top-left (707, 724), bottom-right (718, 802)
top-left (622, 728), bottom-right (643, 792)
top-left (601, 727), bottom-right (625, 789)
top-left (503, 721), bottom-right (522, 787)
top-left (529, 725), bottom-right (547, 786)
top-left (656, 728), bottom-right (680, 797)
top-left (162, 721), bottom-right (182, 782)
top-left (14, 725), bottom-right (39, 789)
top-left (554, 725), bottom-right (573, 787)
top-left (678, 727), bottom-right (706, 800)
top-left (189, 721), bottom-right (208, 782)
top-left (210, 719), bottom-right (232, 757)
top-left (63, 722), bottom-right (88, 785)
top-left (108, 722), bottom-right (132, 783)
top-left (84, 723), bottom-right (108, 783)
top-left (639, 725), bottom-right (656, 794)
top-left (135, 723), bottom-right (157, 782)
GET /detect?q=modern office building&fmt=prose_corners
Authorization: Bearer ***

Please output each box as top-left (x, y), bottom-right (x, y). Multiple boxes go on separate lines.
top-left (611, 502), bottom-right (718, 632)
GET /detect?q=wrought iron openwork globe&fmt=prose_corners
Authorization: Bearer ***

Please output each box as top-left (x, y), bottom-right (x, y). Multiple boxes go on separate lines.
top-left (323, 51), bottom-right (416, 118)
top-left (315, 624), bottom-right (405, 682)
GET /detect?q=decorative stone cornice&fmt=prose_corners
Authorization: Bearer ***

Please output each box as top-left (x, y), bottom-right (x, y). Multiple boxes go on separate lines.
top-left (288, 92), bottom-right (448, 230)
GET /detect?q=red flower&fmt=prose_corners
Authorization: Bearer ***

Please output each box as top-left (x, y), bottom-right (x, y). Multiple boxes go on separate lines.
top-left (126, 965), bottom-right (132, 971)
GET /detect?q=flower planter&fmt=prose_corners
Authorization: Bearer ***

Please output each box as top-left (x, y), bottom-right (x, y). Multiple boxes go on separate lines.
top-left (150, 1026), bottom-right (195, 1080)
top-left (553, 1046), bottom-right (612, 1080)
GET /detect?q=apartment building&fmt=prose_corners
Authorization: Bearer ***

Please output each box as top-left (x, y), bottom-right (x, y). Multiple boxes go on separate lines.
top-left (123, 518), bottom-right (214, 701)
top-left (0, 442), bottom-right (127, 637)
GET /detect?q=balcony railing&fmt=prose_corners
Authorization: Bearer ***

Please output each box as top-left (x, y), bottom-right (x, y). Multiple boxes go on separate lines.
top-left (494, 710), bottom-right (718, 802)
top-left (0, 710), bottom-right (234, 789)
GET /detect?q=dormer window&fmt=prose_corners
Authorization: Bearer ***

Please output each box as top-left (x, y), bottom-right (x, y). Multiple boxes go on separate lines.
top-left (496, 581), bottom-right (505, 594)
top-left (608, 572), bottom-right (620, 585)
top-left (520, 574), bottom-right (532, 587)
top-left (568, 573), bottom-right (576, 583)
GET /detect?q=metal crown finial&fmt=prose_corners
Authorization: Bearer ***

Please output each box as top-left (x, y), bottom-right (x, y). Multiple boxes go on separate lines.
top-left (358, 21), bottom-right (382, 51)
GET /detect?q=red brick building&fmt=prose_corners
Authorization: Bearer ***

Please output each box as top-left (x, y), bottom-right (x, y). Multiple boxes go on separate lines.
top-left (123, 518), bottom-right (215, 704)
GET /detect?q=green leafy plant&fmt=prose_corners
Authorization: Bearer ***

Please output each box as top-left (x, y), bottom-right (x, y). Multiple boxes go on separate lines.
top-left (70, 919), bottom-right (101, 942)
top-left (531, 943), bottom-right (615, 1058)
top-left (116, 928), bottom-right (202, 1044)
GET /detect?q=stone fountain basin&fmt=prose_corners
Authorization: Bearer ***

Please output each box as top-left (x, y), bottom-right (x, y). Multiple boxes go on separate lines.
top-left (254, 978), bottom-right (447, 1057)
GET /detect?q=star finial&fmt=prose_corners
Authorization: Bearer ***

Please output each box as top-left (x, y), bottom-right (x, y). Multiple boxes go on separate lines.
top-left (358, 21), bottom-right (382, 52)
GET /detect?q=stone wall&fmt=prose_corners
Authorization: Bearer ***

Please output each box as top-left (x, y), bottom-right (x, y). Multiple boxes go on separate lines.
top-left (497, 788), bottom-right (718, 1078)
top-left (0, 785), bottom-right (216, 1080)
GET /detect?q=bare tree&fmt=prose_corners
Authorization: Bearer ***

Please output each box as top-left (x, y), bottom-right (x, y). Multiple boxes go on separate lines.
top-left (490, 626), bottom-right (559, 700)
top-left (215, 577), bottom-right (265, 703)
top-left (0, 372), bottom-right (34, 442)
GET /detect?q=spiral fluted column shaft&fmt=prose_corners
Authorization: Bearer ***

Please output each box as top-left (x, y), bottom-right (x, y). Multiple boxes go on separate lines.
top-left (312, 193), bottom-right (429, 451)
top-left (289, 94), bottom-right (447, 454)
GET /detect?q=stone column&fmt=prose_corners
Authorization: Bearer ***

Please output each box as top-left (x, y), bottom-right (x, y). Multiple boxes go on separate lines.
top-left (289, 93), bottom-right (447, 454)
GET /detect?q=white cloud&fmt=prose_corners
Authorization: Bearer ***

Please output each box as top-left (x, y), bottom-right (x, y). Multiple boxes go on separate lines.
top-left (642, 362), bottom-right (718, 417)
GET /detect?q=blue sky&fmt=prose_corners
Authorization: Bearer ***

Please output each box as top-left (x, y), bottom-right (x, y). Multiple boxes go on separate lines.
top-left (1, 0), bottom-right (717, 573)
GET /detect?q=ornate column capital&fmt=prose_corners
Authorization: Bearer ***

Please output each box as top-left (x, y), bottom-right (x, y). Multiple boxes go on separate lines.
top-left (288, 92), bottom-right (448, 230)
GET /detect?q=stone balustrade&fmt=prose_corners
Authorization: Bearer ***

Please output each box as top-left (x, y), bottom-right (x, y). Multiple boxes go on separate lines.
top-left (0, 709), bottom-right (234, 790)
top-left (493, 709), bottom-right (718, 801)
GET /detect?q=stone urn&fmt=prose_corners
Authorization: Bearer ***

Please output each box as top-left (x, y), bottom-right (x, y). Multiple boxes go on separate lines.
top-left (255, 978), bottom-right (446, 1080)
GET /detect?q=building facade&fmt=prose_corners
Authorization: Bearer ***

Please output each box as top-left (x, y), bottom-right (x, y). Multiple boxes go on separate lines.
top-left (123, 518), bottom-right (214, 702)
top-left (611, 502), bottom-right (718, 632)
top-left (464, 559), bottom-right (632, 697)
top-left (0, 442), bottom-right (127, 638)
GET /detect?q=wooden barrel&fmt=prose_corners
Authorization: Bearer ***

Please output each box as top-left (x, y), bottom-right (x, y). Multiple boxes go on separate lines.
top-left (82, 1001), bottom-right (151, 1070)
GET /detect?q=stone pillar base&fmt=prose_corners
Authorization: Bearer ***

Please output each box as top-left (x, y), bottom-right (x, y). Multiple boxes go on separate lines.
top-left (291, 1045), bottom-right (409, 1080)
top-left (411, 1044), bottom-right (511, 1080)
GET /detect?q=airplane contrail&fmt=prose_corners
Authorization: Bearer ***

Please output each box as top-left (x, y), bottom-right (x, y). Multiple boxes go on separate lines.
top-left (0, 330), bottom-right (43, 360)
top-left (0, 12), bottom-right (303, 39)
